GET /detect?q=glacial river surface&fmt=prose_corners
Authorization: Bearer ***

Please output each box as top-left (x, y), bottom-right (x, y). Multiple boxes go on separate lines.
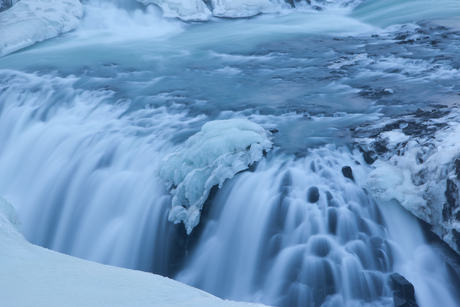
top-left (1, 0), bottom-right (460, 306)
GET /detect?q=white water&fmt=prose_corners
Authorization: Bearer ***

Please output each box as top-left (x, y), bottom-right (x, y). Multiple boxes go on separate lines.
top-left (0, 0), bottom-right (459, 306)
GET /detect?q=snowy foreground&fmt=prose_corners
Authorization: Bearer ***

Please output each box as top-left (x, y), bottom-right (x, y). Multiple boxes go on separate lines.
top-left (0, 197), bottom-right (267, 307)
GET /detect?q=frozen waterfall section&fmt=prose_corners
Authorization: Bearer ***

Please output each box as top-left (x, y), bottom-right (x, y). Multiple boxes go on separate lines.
top-left (0, 196), bottom-right (267, 307)
top-left (159, 119), bottom-right (272, 234)
top-left (0, 0), bottom-right (83, 56)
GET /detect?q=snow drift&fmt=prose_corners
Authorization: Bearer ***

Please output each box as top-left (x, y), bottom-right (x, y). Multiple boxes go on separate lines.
top-left (159, 119), bottom-right (272, 234)
top-left (0, 196), bottom-right (267, 307)
top-left (0, 0), bottom-right (83, 56)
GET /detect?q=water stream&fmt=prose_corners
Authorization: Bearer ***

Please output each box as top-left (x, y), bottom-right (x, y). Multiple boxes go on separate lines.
top-left (1, 0), bottom-right (459, 306)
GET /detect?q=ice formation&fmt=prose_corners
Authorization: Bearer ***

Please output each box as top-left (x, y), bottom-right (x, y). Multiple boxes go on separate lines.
top-left (211, 0), bottom-right (275, 18)
top-left (137, 0), bottom-right (212, 21)
top-left (0, 0), bottom-right (83, 56)
top-left (354, 107), bottom-right (460, 254)
top-left (159, 119), bottom-right (272, 234)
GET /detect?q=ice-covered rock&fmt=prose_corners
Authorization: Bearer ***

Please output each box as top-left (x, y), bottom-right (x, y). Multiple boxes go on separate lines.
top-left (211, 0), bottom-right (275, 18)
top-left (159, 119), bottom-right (272, 234)
top-left (137, 0), bottom-right (212, 21)
top-left (0, 196), bottom-right (267, 307)
top-left (354, 107), bottom-right (460, 254)
top-left (0, 0), bottom-right (83, 56)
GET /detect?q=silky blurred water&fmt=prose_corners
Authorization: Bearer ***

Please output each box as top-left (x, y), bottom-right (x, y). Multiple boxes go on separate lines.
top-left (0, 0), bottom-right (459, 306)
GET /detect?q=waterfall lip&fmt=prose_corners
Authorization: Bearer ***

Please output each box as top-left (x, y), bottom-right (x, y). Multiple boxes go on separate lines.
top-left (158, 118), bottom-right (273, 234)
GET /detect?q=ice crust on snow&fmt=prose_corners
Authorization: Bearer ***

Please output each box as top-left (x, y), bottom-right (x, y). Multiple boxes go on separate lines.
top-left (137, 0), bottom-right (212, 21)
top-left (0, 196), bottom-right (267, 307)
top-left (159, 119), bottom-right (272, 234)
top-left (211, 0), bottom-right (275, 18)
top-left (0, 0), bottom-right (83, 56)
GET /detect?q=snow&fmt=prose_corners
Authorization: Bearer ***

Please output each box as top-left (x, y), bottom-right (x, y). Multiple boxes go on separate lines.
top-left (0, 0), bottom-right (83, 56)
top-left (137, 0), bottom-right (212, 21)
top-left (211, 0), bottom-right (275, 18)
top-left (0, 196), bottom-right (267, 307)
top-left (360, 108), bottom-right (460, 253)
top-left (158, 119), bottom-right (272, 234)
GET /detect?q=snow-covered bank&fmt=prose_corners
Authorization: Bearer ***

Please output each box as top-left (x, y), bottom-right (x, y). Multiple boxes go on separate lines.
top-left (0, 0), bottom-right (83, 56)
top-left (137, 0), bottom-right (278, 20)
top-left (159, 119), bottom-right (272, 234)
top-left (0, 196), bottom-right (266, 307)
top-left (354, 107), bottom-right (460, 254)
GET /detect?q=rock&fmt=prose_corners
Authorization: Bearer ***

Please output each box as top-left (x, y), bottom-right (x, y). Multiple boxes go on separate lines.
top-left (390, 273), bottom-right (418, 307)
top-left (341, 166), bottom-right (354, 181)
top-left (307, 186), bottom-right (320, 203)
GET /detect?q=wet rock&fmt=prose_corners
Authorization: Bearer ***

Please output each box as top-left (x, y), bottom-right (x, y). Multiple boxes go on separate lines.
top-left (341, 166), bottom-right (354, 181)
top-left (363, 151), bottom-right (375, 165)
top-left (307, 186), bottom-right (320, 203)
top-left (390, 273), bottom-right (418, 307)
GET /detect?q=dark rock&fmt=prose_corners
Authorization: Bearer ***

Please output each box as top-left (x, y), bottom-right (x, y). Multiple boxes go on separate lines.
top-left (444, 179), bottom-right (459, 222)
top-left (342, 166), bottom-right (354, 181)
top-left (269, 128), bottom-right (279, 134)
top-left (307, 186), bottom-right (320, 203)
top-left (390, 273), bottom-right (418, 307)
top-left (363, 151), bottom-right (375, 165)
top-left (453, 229), bottom-right (460, 252)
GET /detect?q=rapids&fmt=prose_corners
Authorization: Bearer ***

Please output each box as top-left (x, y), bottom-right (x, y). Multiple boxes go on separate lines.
top-left (0, 0), bottom-right (459, 306)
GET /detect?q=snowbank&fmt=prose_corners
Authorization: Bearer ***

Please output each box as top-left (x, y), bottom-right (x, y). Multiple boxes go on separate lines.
top-left (137, 0), bottom-right (212, 21)
top-left (159, 119), bottom-right (272, 234)
top-left (137, 0), bottom-right (277, 21)
top-left (0, 196), bottom-right (267, 307)
top-left (211, 0), bottom-right (275, 18)
top-left (353, 107), bottom-right (460, 254)
top-left (0, 0), bottom-right (83, 56)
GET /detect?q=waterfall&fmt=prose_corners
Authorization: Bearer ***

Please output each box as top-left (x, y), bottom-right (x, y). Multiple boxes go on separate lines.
top-left (1, 0), bottom-right (460, 306)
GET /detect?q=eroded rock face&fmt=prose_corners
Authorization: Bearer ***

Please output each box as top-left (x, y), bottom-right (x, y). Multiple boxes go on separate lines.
top-left (354, 106), bottom-right (460, 255)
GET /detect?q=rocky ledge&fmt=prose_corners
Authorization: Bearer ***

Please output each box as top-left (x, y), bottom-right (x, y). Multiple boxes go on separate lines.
top-left (353, 105), bottom-right (460, 255)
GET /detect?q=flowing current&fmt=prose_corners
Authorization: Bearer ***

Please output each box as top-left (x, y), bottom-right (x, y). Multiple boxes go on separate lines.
top-left (1, 0), bottom-right (460, 306)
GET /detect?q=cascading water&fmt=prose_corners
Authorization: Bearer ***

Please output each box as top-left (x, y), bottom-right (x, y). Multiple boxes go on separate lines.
top-left (1, 0), bottom-right (460, 306)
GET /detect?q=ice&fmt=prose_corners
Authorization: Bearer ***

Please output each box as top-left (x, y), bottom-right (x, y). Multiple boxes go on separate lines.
top-left (211, 0), bottom-right (276, 18)
top-left (0, 196), bottom-right (23, 238)
top-left (0, 0), bottom-right (83, 56)
top-left (0, 196), bottom-right (267, 307)
top-left (363, 109), bottom-right (460, 253)
top-left (137, 0), bottom-right (212, 21)
top-left (159, 119), bottom-right (272, 234)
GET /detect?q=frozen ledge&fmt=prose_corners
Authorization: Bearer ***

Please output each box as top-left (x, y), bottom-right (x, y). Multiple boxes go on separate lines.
top-left (0, 196), bottom-right (267, 307)
top-left (137, 0), bottom-right (277, 21)
top-left (353, 106), bottom-right (460, 255)
top-left (0, 0), bottom-right (83, 56)
top-left (159, 119), bottom-right (272, 234)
